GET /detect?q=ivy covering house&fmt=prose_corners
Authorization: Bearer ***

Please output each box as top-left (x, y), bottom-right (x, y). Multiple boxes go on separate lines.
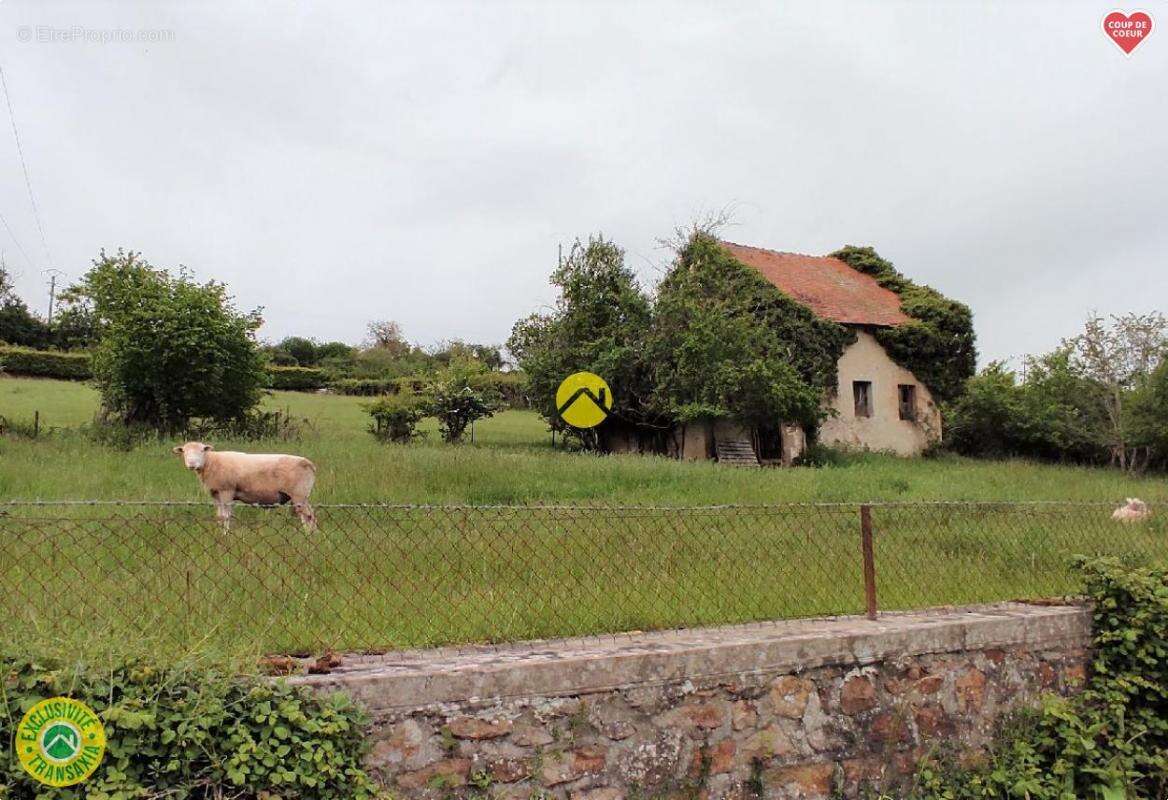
top-left (509, 231), bottom-right (975, 464)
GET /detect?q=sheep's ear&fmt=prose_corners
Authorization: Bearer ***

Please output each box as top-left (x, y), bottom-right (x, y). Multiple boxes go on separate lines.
top-left (203, 444), bottom-right (213, 452)
top-left (172, 446), bottom-right (182, 454)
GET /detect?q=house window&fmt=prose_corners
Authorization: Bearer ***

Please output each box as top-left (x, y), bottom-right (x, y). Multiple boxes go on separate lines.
top-left (898, 384), bottom-right (917, 421)
top-left (853, 381), bottom-right (872, 418)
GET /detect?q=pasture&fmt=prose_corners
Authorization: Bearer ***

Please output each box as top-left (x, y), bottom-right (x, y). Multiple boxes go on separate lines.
top-left (2, 377), bottom-right (1167, 666)
top-left (2, 377), bottom-right (1166, 504)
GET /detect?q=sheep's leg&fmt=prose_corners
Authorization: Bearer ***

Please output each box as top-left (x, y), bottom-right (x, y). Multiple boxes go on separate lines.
top-left (293, 501), bottom-right (317, 532)
top-left (213, 490), bottom-right (234, 532)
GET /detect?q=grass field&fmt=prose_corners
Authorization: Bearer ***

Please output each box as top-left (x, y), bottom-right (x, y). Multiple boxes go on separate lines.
top-left (2, 377), bottom-right (1166, 504)
top-left (2, 377), bottom-right (1166, 664)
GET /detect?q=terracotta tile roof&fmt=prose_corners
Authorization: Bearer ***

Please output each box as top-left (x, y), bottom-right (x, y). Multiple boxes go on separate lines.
top-left (721, 241), bottom-right (910, 327)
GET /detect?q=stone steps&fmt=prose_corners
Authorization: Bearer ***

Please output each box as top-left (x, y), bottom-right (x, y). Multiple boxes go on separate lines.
top-left (715, 437), bottom-right (760, 467)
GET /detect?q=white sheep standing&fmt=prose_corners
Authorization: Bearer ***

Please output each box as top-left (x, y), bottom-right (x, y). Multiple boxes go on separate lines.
top-left (1111, 497), bottom-right (1151, 523)
top-left (173, 441), bottom-right (317, 531)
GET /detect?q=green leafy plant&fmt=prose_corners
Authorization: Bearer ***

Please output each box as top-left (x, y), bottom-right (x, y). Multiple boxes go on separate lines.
top-left (0, 345), bottom-right (93, 380)
top-left (423, 360), bottom-right (504, 443)
top-left (909, 557), bottom-right (1168, 799)
top-left (66, 249), bottom-right (268, 432)
top-left (0, 655), bottom-right (380, 799)
top-left (365, 392), bottom-right (427, 443)
top-left (508, 235), bottom-right (655, 446)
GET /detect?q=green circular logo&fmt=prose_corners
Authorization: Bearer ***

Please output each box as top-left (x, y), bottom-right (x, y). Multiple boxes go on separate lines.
top-left (42, 721), bottom-right (82, 761)
top-left (16, 697), bottom-right (106, 787)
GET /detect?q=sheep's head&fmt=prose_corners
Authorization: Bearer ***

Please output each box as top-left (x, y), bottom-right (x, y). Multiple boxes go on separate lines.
top-left (173, 441), bottom-right (213, 470)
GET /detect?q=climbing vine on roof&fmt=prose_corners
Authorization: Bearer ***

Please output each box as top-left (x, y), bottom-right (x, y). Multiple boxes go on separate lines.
top-left (830, 245), bottom-right (977, 403)
top-left (646, 233), bottom-right (856, 426)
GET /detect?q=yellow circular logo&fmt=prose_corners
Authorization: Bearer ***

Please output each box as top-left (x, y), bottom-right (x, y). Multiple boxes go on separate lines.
top-left (556, 371), bottom-right (613, 429)
top-left (15, 697), bottom-right (106, 787)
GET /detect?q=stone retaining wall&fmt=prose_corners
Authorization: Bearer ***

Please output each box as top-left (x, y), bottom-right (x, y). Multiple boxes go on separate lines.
top-left (294, 603), bottom-right (1090, 800)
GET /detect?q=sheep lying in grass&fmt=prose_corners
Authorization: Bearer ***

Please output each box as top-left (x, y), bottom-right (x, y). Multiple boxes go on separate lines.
top-left (1112, 497), bottom-right (1151, 523)
top-left (173, 441), bottom-right (317, 531)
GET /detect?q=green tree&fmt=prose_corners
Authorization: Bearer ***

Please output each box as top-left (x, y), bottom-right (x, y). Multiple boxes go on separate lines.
top-left (1128, 357), bottom-right (1168, 469)
top-left (1067, 311), bottom-right (1168, 469)
top-left (508, 235), bottom-right (655, 446)
top-left (276, 336), bottom-right (320, 366)
top-left (70, 249), bottom-right (267, 431)
top-left (647, 232), bottom-right (853, 428)
top-left (0, 267), bottom-right (50, 347)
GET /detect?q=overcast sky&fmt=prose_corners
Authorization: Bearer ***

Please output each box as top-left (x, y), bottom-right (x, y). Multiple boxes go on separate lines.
top-left (0, 1), bottom-right (1163, 366)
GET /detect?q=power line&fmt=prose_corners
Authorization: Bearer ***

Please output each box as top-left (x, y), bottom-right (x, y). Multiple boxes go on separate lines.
top-left (0, 206), bottom-right (35, 270)
top-left (0, 63), bottom-right (53, 268)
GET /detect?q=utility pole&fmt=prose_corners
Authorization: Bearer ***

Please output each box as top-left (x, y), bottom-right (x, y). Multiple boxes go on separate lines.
top-left (43, 268), bottom-right (65, 325)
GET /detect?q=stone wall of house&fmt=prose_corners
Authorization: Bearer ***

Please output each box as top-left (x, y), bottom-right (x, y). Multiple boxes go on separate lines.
top-left (819, 329), bottom-right (942, 456)
top-left (295, 604), bottom-right (1090, 800)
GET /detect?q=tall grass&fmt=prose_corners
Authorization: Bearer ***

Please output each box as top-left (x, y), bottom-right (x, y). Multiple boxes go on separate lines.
top-left (1, 501), bottom-right (1164, 665)
top-left (2, 378), bottom-right (1165, 505)
top-left (3, 377), bottom-right (1167, 666)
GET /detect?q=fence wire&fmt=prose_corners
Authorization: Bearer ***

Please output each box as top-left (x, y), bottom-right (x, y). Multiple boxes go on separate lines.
top-left (0, 501), bottom-right (1163, 658)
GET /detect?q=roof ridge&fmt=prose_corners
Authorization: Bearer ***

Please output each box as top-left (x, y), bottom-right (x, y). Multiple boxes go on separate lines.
top-left (718, 240), bottom-right (837, 262)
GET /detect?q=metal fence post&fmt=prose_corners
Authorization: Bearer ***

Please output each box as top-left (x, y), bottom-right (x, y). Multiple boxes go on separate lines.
top-left (860, 504), bottom-right (878, 620)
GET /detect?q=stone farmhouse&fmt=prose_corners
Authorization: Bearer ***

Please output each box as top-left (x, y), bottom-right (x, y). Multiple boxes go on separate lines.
top-left (669, 242), bottom-right (942, 465)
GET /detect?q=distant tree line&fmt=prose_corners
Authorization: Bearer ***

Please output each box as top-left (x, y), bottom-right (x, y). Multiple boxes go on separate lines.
top-left (0, 266), bottom-right (97, 350)
top-left (947, 312), bottom-right (1168, 471)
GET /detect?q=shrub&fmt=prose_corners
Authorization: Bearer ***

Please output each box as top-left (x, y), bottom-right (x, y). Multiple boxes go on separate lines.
top-left (267, 365), bottom-right (329, 391)
top-left (189, 408), bottom-right (312, 441)
top-left (71, 249), bottom-right (268, 431)
top-left (365, 393), bottom-right (426, 443)
top-left (424, 361), bottom-right (504, 443)
top-left (0, 655), bottom-right (379, 799)
top-left (0, 345), bottom-right (93, 379)
top-left (910, 557), bottom-right (1168, 799)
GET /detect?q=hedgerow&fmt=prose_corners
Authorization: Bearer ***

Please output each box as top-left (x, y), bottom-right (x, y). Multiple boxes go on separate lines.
top-left (267, 365), bottom-right (329, 391)
top-left (911, 557), bottom-right (1168, 799)
top-left (0, 656), bottom-right (379, 799)
top-left (0, 346), bottom-right (93, 380)
top-left (830, 245), bottom-right (976, 403)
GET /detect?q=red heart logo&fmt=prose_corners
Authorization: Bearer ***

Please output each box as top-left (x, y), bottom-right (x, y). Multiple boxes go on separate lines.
top-left (1103, 11), bottom-right (1154, 54)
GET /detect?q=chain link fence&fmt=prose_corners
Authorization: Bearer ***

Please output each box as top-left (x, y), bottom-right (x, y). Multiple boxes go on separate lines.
top-left (0, 501), bottom-right (1163, 658)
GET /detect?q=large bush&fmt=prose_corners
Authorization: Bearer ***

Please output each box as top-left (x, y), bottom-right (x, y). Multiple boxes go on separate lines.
top-left (69, 249), bottom-right (268, 431)
top-left (0, 345), bottom-right (92, 380)
top-left (0, 656), bottom-right (378, 799)
top-left (912, 557), bottom-right (1168, 799)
